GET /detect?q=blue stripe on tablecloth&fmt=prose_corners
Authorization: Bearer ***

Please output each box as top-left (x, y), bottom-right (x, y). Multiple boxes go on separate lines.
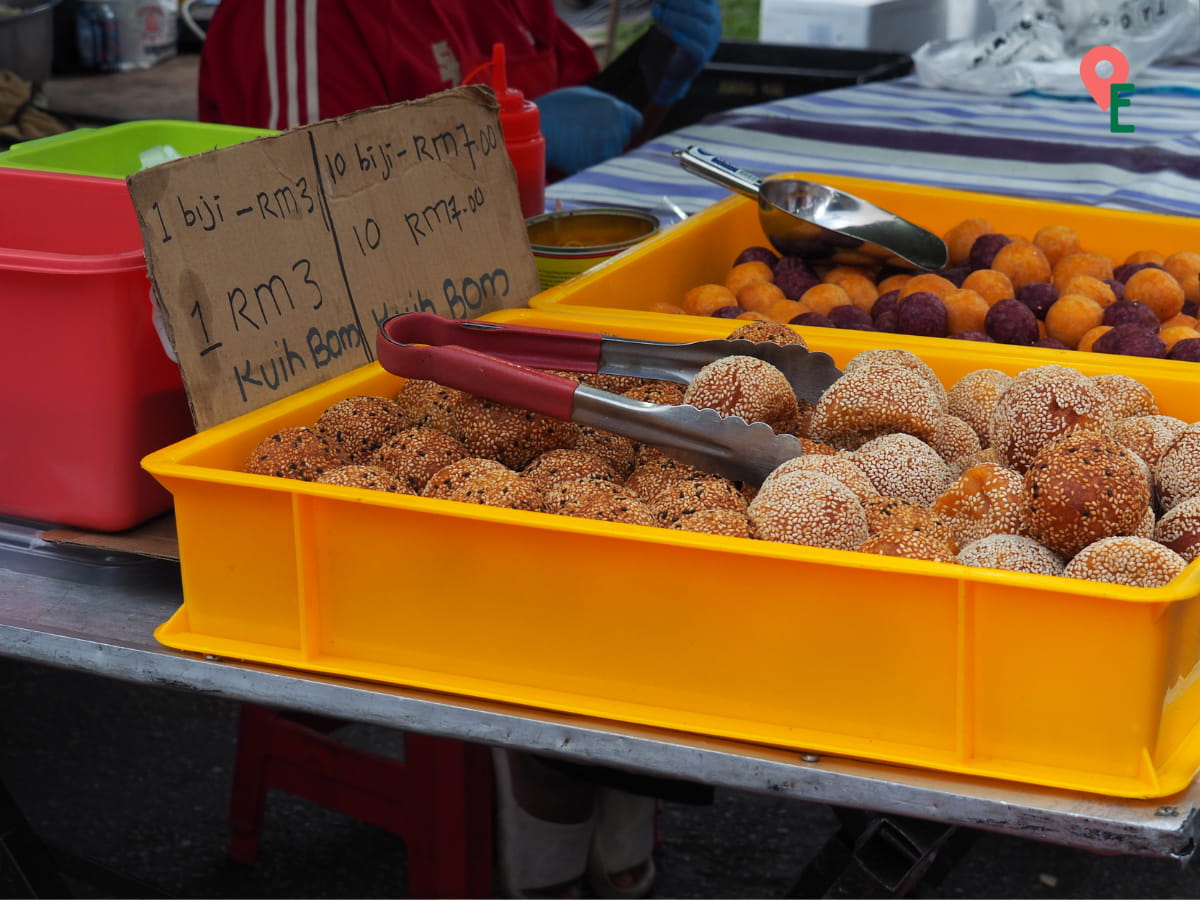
top-left (545, 68), bottom-right (1200, 222)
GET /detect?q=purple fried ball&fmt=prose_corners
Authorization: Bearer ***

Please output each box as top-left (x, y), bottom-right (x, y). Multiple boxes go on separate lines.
top-left (827, 304), bottom-right (875, 330)
top-left (938, 266), bottom-right (970, 287)
top-left (871, 289), bottom-right (900, 322)
top-left (774, 268), bottom-right (822, 301)
top-left (873, 310), bottom-right (898, 333)
top-left (984, 297), bottom-right (1039, 345)
top-left (1168, 338), bottom-right (1200, 361)
top-left (968, 233), bottom-right (1012, 270)
top-left (789, 311), bottom-right (836, 329)
top-left (896, 291), bottom-right (948, 338)
top-left (711, 305), bottom-right (746, 318)
top-left (951, 331), bottom-right (995, 342)
top-left (1183, 301), bottom-right (1199, 317)
top-left (734, 245), bottom-right (779, 269)
top-left (775, 255), bottom-right (818, 279)
top-left (1112, 261), bottom-right (1165, 283)
top-left (1103, 279), bottom-right (1125, 301)
top-left (1016, 282), bottom-right (1058, 320)
top-left (1092, 324), bottom-right (1166, 358)
top-left (1102, 299), bottom-right (1160, 331)
top-left (1033, 336), bottom-right (1070, 350)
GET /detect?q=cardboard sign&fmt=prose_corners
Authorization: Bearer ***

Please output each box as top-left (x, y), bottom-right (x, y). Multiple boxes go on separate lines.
top-left (127, 86), bottom-right (539, 431)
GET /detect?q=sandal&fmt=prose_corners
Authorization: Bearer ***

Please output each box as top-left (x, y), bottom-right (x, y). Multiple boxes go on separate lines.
top-left (586, 787), bottom-right (657, 899)
top-left (492, 748), bottom-right (596, 899)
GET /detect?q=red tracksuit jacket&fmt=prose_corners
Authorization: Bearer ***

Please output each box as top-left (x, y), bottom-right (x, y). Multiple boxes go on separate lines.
top-left (198, 0), bottom-right (600, 129)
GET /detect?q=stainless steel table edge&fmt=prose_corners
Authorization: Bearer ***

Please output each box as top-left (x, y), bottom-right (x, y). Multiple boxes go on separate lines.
top-left (1, 561), bottom-right (1197, 862)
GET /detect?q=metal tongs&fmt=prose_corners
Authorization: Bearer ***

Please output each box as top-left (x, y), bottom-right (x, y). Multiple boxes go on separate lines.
top-left (376, 313), bottom-right (843, 486)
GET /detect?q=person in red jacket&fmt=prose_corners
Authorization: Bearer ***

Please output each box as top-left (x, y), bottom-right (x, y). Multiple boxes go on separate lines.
top-left (198, 0), bottom-right (719, 178)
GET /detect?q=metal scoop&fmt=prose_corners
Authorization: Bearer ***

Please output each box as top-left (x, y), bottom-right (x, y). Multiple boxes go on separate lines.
top-left (674, 145), bottom-right (949, 272)
top-left (377, 313), bottom-right (842, 404)
top-left (376, 314), bottom-right (815, 486)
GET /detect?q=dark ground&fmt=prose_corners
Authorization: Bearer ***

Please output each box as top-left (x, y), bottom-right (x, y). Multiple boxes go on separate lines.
top-left (4, 657), bottom-right (1200, 899)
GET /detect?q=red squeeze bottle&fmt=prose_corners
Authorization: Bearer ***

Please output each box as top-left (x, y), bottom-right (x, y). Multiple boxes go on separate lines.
top-left (491, 42), bottom-right (546, 219)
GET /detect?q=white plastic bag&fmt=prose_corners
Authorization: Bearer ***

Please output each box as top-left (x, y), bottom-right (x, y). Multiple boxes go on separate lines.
top-left (913, 0), bottom-right (1200, 95)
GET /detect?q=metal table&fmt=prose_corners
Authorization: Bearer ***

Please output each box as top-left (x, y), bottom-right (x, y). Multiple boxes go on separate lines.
top-left (1, 522), bottom-right (1198, 894)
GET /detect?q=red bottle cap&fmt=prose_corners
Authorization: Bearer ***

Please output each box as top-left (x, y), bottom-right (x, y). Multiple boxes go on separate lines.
top-left (492, 42), bottom-right (541, 142)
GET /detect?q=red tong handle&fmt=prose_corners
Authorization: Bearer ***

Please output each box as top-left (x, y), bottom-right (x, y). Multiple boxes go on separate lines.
top-left (376, 314), bottom-right (581, 421)
top-left (376, 312), bottom-right (605, 373)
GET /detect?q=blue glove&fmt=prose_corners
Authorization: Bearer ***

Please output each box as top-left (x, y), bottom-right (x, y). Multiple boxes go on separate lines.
top-left (651, 0), bottom-right (722, 105)
top-left (535, 86), bottom-right (644, 175)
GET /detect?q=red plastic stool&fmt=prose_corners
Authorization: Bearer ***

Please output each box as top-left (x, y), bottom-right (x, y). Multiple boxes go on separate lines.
top-left (228, 703), bottom-right (494, 898)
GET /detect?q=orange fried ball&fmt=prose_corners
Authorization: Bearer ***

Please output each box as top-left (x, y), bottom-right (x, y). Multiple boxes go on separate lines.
top-left (899, 273), bottom-right (957, 300)
top-left (800, 282), bottom-right (853, 316)
top-left (943, 288), bottom-right (990, 334)
top-left (1052, 252), bottom-right (1114, 294)
top-left (1164, 251), bottom-right (1200, 304)
top-left (960, 269), bottom-right (1014, 307)
top-left (944, 217), bottom-right (994, 266)
top-left (736, 280), bottom-right (787, 313)
top-left (1076, 325), bottom-right (1111, 353)
top-left (725, 260), bottom-right (774, 293)
top-left (1123, 267), bottom-right (1185, 322)
top-left (990, 241), bottom-right (1052, 292)
top-left (244, 425), bottom-right (344, 481)
top-left (683, 283), bottom-right (737, 316)
top-left (829, 271), bottom-right (879, 311)
top-left (1060, 275), bottom-right (1117, 307)
top-left (1044, 293), bottom-right (1104, 349)
top-left (1033, 224), bottom-right (1082, 267)
top-left (1124, 249), bottom-right (1166, 266)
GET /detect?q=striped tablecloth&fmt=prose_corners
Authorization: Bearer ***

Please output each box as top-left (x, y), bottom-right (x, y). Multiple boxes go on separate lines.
top-left (544, 62), bottom-right (1200, 223)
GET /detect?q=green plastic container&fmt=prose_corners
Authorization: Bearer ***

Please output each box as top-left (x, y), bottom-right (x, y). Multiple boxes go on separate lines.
top-left (0, 120), bottom-right (276, 178)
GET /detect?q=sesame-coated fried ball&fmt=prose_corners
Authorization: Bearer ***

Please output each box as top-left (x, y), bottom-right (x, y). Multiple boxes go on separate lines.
top-left (947, 369), bottom-right (1012, 445)
top-left (929, 415), bottom-right (982, 464)
top-left (394, 379), bottom-right (467, 436)
top-left (1023, 431), bottom-right (1151, 558)
top-left (857, 526), bottom-right (958, 563)
top-left (446, 469), bottom-right (545, 512)
top-left (1063, 536), bottom-right (1186, 588)
top-left (859, 496), bottom-right (958, 551)
top-left (1155, 423), bottom-right (1200, 513)
top-left (957, 534), bottom-right (1065, 575)
top-left (372, 426), bottom-right (470, 493)
top-left (683, 356), bottom-right (800, 435)
top-left (244, 426), bottom-right (344, 481)
top-left (809, 366), bottom-right (944, 447)
top-left (620, 381), bottom-right (686, 406)
top-left (624, 452), bottom-right (708, 500)
top-left (747, 470), bottom-right (868, 549)
top-left (648, 475), bottom-right (748, 525)
top-left (727, 319), bottom-right (808, 347)
top-left (451, 395), bottom-right (578, 469)
top-left (545, 477), bottom-right (657, 526)
top-left (315, 464), bottom-right (414, 493)
top-left (521, 449), bottom-right (617, 492)
top-left (950, 447), bottom-right (1003, 476)
top-left (574, 426), bottom-right (638, 479)
top-left (843, 348), bottom-right (948, 407)
top-left (1088, 373), bottom-right (1158, 420)
top-left (1104, 414), bottom-right (1188, 470)
top-left (670, 508), bottom-right (755, 539)
top-left (315, 396), bottom-right (411, 463)
top-left (853, 433), bottom-right (953, 506)
top-left (988, 365), bottom-right (1109, 473)
top-left (579, 373), bottom-right (648, 394)
top-left (421, 457), bottom-right (511, 500)
top-left (933, 463), bottom-right (1026, 548)
top-left (763, 454), bottom-right (879, 505)
top-left (1154, 496), bottom-right (1200, 563)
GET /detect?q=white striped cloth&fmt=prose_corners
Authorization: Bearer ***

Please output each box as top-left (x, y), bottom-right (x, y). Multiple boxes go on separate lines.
top-left (544, 62), bottom-right (1200, 222)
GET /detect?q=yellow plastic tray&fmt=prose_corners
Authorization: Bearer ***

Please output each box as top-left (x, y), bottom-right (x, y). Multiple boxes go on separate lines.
top-left (147, 307), bottom-right (1200, 800)
top-left (528, 175), bottom-right (1200, 316)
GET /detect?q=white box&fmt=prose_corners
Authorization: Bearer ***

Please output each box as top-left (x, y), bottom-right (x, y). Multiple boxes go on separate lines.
top-left (759, 0), bottom-right (952, 54)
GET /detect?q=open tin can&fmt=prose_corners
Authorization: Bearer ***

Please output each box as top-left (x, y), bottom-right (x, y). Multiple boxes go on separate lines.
top-left (526, 207), bottom-right (659, 291)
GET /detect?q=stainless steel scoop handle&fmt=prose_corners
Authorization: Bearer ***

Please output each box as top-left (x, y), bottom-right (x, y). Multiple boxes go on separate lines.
top-left (673, 146), bottom-right (764, 200)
